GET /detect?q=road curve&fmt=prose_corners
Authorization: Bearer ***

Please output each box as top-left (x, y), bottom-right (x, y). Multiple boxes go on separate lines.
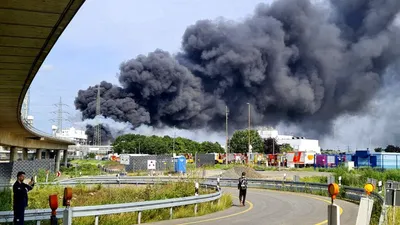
top-left (146, 188), bottom-right (358, 225)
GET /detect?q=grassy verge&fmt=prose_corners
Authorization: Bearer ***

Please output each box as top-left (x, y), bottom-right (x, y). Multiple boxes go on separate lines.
top-left (300, 176), bottom-right (328, 183)
top-left (385, 206), bottom-right (400, 225)
top-left (293, 167), bottom-right (400, 225)
top-left (0, 181), bottom-right (232, 225)
top-left (61, 159), bottom-right (124, 177)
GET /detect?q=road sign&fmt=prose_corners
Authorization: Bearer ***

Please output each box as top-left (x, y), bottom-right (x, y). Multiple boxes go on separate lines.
top-left (147, 160), bottom-right (156, 170)
top-left (120, 155), bottom-right (130, 165)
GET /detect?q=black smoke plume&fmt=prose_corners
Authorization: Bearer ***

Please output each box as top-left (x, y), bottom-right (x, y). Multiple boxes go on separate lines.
top-left (75, 0), bottom-right (400, 141)
top-left (85, 124), bottom-right (113, 145)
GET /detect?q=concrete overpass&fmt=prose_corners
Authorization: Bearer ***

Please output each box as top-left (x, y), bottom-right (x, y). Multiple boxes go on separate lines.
top-left (0, 0), bottom-right (86, 171)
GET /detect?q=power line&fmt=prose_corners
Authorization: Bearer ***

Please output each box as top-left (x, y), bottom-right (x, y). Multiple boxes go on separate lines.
top-left (94, 85), bottom-right (102, 146)
top-left (50, 97), bottom-right (70, 133)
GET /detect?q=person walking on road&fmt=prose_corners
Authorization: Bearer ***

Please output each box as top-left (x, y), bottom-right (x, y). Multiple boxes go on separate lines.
top-left (238, 172), bottom-right (248, 206)
top-left (13, 171), bottom-right (35, 225)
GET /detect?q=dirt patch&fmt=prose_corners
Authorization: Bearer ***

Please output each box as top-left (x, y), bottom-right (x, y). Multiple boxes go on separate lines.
top-left (218, 166), bottom-right (264, 179)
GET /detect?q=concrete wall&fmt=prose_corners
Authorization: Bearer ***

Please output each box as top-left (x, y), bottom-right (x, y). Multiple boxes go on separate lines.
top-left (0, 159), bottom-right (55, 184)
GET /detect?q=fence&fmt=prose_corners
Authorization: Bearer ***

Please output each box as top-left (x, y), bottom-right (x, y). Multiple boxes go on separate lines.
top-left (124, 155), bottom-right (174, 172)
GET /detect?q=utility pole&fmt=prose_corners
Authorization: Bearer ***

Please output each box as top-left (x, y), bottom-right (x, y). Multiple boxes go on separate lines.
top-left (173, 126), bottom-right (176, 156)
top-left (50, 97), bottom-right (70, 134)
top-left (94, 85), bottom-right (102, 146)
top-left (272, 138), bottom-right (275, 155)
top-left (225, 106), bottom-right (229, 166)
top-left (247, 103), bottom-right (251, 164)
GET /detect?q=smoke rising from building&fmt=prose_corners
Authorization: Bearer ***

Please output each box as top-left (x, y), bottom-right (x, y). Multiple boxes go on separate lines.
top-left (75, 0), bottom-right (400, 142)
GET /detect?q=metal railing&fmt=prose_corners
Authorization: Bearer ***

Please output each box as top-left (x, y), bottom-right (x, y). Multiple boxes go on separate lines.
top-left (0, 180), bottom-right (220, 224)
top-left (0, 177), bottom-right (386, 224)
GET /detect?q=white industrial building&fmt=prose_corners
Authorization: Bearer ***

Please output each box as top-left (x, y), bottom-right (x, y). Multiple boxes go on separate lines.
top-left (67, 145), bottom-right (113, 158)
top-left (257, 127), bottom-right (321, 153)
top-left (54, 127), bottom-right (88, 145)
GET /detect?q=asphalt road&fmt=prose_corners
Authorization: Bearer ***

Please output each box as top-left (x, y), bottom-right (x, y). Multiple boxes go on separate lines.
top-left (146, 188), bottom-right (358, 225)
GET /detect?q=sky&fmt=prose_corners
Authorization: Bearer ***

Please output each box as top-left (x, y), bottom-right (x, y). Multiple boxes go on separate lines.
top-left (28, 0), bottom-right (400, 150)
top-left (29, 0), bottom-right (267, 133)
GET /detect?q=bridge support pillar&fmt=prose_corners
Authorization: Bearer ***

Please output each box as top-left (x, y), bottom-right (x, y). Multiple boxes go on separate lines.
top-left (63, 150), bottom-right (68, 167)
top-left (36, 149), bottom-right (42, 159)
top-left (55, 150), bottom-right (61, 172)
top-left (45, 150), bottom-right (50, 159)
top-left (10, 146), bottom-right (18, 162)
top-left (22, 148), bottom-right (28, 160)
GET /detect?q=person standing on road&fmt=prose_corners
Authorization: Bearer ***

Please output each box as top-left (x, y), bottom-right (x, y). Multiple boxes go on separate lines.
top-left (13, 171), bottom-right (35, 225)
top-left (238, 172), bottom-right (248, 206)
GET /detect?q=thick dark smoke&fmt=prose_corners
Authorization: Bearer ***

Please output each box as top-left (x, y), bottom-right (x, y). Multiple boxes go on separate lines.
top-left (75, 0), bottom-right (400, 141)
top-left (85, 124), bottom-right (113, 145)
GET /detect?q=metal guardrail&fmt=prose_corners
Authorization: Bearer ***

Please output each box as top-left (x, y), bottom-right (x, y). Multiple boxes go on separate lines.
top-left (0, 177), bottom-right (386, 224)
top-left (0, 179), bottom-right (220, 224)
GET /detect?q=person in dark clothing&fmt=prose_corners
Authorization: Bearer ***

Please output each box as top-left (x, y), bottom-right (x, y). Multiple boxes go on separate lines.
top-left (13, 171), bottom-right (34, 225)
top-left (238, 172), bottom-right (247, 206)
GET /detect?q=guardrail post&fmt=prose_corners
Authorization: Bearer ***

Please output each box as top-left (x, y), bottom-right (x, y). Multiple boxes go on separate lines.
top-left (194, 204), bottom-right (198, 216)
top-left (63, 207), bottom-right (72, 225)
top-left (95, 215), bottom-right (99, 225)
top-left (36, 221), bottom-right (41, 225)
top-left (195, 182), bottom-right (199, 196)
top-left (170, 207), bottom-right (173, 219)
top-left (138, 211), bottom-right (142, 224)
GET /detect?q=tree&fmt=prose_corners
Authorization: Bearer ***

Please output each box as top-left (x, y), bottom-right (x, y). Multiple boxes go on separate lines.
top-left (374, 147), bottom-right (383, 152)
top-left (385, 145), bottom-right (400, 153)
top-left (263, 138), bottom-right (280, 154)
top-left (112, 133), bottom-right (216, 155)
top-left (199, 141), bottom-right (224, 153)
top-left (280, 144), bottom-right (293, 153)
top-left (229, 130), bottom-right (264, 153)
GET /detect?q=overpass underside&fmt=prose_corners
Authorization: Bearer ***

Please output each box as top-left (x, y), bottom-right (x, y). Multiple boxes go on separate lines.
top-left (0, 0), bottom-right (86, 175)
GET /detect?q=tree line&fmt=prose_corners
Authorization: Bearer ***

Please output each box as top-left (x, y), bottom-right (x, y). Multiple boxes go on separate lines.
top-left (112, 134), bottom-right (225, 154)
top-left (374, 145), bottom-right (400, 153)
top-left (112, 130), bottom-right (293, 155)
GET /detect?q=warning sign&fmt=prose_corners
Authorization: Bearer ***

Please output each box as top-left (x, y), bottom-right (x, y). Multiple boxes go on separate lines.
top-left (147, 160), bottom-right (156, 170)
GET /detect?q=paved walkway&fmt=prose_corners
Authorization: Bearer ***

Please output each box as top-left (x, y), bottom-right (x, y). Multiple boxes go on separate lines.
top-left (146, 187), bottom-right (358, 225)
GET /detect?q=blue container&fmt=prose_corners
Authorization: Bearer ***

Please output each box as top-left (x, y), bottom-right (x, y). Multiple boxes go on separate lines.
top-left (355, 150), bottom-right (370, 158)
top-left (174, 156), bottom-right (186, 173)
top-left (370, 156), bottom-right (377, 167)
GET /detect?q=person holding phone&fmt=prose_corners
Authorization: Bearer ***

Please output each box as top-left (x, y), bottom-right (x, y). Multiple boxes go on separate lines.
top-left (13, 171), bottom-right (35, 225)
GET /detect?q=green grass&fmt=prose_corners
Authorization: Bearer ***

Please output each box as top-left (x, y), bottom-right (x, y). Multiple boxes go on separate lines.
top-left (385, 206), bottom-right (400, 225)
top-left (61, 159), bottom-right (124, 177)
top-left (292, 166), bottom-right (400, 225)
top-left (0, 181), bottom-right (232, 225)
top-left (300, 176), bottom-right (328, 183)
top-left (70, 159), bottom-right (120, 166)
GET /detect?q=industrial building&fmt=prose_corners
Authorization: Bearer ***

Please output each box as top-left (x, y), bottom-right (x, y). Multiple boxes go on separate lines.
top-left (257, 127), bottom-right (321, 154)
top-left (54, 127), bottom-right (88, 145)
